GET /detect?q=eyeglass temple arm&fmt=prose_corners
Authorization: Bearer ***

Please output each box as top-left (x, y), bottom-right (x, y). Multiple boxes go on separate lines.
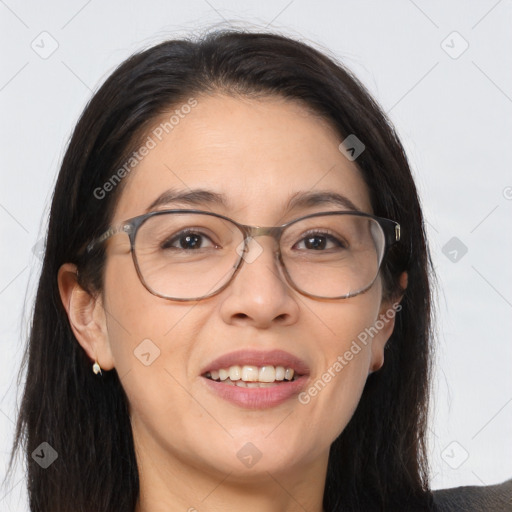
top-left (86, 223), bottom-right (132, 253)
top-left (382, 220), bottom-right (401, 247)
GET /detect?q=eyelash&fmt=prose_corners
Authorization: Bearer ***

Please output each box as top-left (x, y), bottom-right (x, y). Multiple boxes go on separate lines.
top-left (161, 229), bottom-right (218, 250)
top-left (293, 229), bottom-right (347, 250)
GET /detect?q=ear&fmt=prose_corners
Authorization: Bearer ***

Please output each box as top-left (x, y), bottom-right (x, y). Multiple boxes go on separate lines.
top-left (57, 263), bottom-right (115, 372)
top-left (369, 271), bottom-right (408, 374)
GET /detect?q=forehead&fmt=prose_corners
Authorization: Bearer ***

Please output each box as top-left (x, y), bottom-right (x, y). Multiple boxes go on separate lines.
top-left (113, 94), bottom-right (373, 223)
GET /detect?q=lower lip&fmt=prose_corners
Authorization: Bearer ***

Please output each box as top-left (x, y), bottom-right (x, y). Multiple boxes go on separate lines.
top-left (200, 376), bottom-right (309, 409)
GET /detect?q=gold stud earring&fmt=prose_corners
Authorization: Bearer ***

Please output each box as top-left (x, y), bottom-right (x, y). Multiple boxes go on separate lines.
top-left (92, 360), bottom-right (102, 375)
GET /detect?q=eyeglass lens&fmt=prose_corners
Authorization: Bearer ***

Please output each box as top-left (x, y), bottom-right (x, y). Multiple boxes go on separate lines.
top-left (133, 212), bottom-right (386, 300)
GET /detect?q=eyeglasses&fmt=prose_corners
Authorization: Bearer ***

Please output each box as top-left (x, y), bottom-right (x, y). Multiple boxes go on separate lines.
top-left (86, 209), bottom-right (400, 301)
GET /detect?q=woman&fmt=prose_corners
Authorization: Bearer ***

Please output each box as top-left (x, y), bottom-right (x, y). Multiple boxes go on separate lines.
top-left (6, 29), bottom-right (438, 511)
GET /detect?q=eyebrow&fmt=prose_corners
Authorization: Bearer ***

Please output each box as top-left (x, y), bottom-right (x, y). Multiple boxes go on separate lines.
top-left (285, 190), bottom-right (360, 212)
top-left (146, 188), bottom-right (229, 212)
top-left (146, 188), bottom-right (361, 214)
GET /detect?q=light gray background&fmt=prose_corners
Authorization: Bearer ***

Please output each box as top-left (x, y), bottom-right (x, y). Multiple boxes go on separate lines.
top-left (1, 1), bottom-right (511, 509)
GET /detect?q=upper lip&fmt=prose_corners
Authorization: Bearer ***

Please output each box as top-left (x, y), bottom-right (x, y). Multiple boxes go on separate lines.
top-left (200, 349), bottom-right (310, 377)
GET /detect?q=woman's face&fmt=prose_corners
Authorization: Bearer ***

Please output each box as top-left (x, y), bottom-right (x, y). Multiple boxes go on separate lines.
top-left (88, 95), bottom-right (398, 484)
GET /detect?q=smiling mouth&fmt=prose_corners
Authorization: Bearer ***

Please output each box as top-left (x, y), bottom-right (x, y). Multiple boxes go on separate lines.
top-left (203, 364), bottom-right (300, 387)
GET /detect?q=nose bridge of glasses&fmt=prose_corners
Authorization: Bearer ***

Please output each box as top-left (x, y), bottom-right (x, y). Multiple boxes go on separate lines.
top-left (246, 225), bottom-right (282, 238)
top-left (241, 225), bottom-right (282, 251)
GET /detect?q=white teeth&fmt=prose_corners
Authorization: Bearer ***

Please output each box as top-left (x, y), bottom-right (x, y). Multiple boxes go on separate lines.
top-left (241, 366), bottom-right (259, 382)
top-left (259, 366), bottom-right (276, 383)
top-left (229, 365), bottom-right (241, 381)
top-left (206, 364), bottom-right (298, 383)
top-left (284, 368), bottom-right (294, 381)
top-left (234, 380), bottom-right (276, 388)
top-left (275, 366), bottom-right (286, 380)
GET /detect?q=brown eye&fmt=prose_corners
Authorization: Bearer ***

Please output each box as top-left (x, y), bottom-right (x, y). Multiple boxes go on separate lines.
top-left (294, 232), bottom-right (346, 251)
top-left (161, 230), bottom-right (215, 250)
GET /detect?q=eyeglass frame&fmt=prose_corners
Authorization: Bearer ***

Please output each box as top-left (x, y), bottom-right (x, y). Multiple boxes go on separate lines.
top-left (86, 208), bottom-right (401, 301)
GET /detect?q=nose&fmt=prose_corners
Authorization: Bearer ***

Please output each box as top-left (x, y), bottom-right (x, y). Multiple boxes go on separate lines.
top-left (218, 236), bottom-right (300, 329)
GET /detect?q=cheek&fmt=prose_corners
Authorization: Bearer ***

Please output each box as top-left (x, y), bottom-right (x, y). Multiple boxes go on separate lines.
top-left (101, 260), bottom-right (222, 468)
top-left (101, 253), bottom-right (206, 402)
top-left (299, 296), bottom-right (381, 437)
top-left (102, 250), bottom-right (200, 342)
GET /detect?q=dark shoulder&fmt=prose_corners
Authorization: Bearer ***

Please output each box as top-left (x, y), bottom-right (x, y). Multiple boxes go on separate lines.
top-left (433, 478), bottom-right (512, 511)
